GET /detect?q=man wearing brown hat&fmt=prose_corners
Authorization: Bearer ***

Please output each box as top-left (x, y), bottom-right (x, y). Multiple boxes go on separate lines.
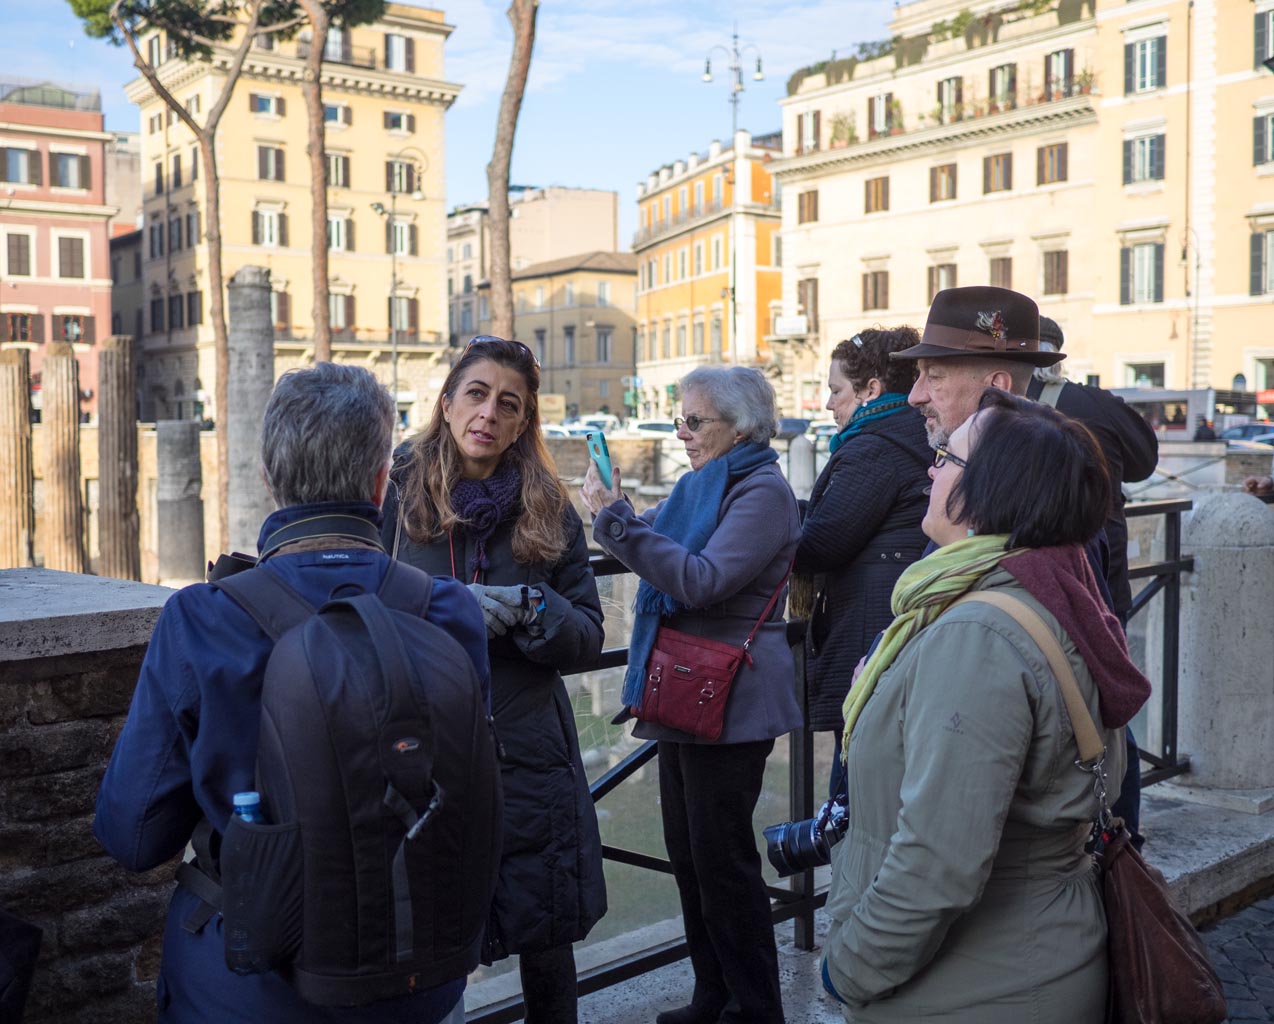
top-left (893, 285), bottom-right (1063, 448)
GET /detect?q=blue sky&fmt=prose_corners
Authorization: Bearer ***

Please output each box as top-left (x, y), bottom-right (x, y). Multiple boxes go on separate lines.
top-left (8, 0), bottom-right (891, 246)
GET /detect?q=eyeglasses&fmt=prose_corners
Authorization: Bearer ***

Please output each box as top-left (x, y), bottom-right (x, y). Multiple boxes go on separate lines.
top-left (933, 445), bottom-right (969, 470)
top-left (674, 415), bottom-right (725, 433)
top-left (466, 334), bottom-right (540, 366)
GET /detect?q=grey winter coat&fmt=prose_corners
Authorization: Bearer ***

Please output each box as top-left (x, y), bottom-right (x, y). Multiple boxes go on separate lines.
top-left (592, 462), bottom-right (803, 745)
top-left (382, 483), bottom-right (607, 960)
top-left (822, 568), bottom-right (1124, 1023)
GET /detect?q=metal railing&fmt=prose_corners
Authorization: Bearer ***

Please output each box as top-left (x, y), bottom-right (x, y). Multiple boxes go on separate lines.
top-left (1124, 498), bottom-right (1194, 786)
top-left (471, 501), bottom-right (1194, 1021)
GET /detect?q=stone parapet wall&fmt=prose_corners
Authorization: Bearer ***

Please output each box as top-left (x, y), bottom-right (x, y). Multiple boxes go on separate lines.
top-left (0, 569), bottom-right (174, 1022)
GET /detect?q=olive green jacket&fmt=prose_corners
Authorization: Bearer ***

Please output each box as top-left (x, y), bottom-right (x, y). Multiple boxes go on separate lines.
top-left (822, 570), bottom-right (1124, 1023)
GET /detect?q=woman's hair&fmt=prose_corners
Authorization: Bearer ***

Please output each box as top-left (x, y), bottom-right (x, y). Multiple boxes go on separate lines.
top-left (680, 365), bottom-right (777, 444)
top-left (261, 362), bottom-right (394, 508)
top-left (830, 327), bottom-right (920, 395)
top-left (949, 388), bottom-right (1111, 549)
top-left (399, 336), bottom-right (568, 565)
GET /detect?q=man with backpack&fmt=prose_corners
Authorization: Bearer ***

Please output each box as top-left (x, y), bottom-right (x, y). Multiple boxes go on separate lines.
top-left (94, 363), bottom-right (500, 1023)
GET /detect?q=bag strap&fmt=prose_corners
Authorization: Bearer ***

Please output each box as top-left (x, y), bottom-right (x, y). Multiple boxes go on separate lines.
top-left (743, 561), bottom-right (794, 652)
top-left (210, 565), bottom-right (316, 641)
top-left (1038, 381), bottom-right (1065, 409)
top-left (949, 591), bottom-right (1104, 763)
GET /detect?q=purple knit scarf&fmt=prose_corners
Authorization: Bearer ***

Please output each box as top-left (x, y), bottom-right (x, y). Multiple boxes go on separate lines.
top-left (451, 459), bottom-right (522, 578)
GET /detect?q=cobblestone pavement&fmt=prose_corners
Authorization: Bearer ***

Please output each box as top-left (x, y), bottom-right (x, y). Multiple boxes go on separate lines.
top-left (1202, 895), bottom-right (1274, 1023)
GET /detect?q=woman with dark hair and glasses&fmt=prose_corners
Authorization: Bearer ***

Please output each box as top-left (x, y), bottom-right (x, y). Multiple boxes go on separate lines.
top-left (581, 365), bottom-right (801, 1024)
top-left (382, 336), bottom-right (606, 1023)
top-left (791, 327), bottom-right (929, 795)
top-left (820, 389), bottom-right (1151, 1023)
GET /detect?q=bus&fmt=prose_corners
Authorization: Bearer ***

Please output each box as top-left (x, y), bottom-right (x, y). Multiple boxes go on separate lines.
top-left (1110, 388), bottom-right (1262, 439)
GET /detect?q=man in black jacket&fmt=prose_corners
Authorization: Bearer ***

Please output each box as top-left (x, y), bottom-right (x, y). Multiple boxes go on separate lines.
top-left (1027, 317), bottom-right (1159, 623)
top-left (1029, 317), bottom-right (1159, 840)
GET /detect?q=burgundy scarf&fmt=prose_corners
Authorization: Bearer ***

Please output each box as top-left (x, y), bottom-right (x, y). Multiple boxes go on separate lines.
top-left (1002, 544), bottom-right (1150, 728)
top-left (451, 460), bottom-right (521, 579)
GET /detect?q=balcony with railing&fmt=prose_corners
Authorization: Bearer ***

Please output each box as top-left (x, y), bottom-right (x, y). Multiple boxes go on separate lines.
top-left (295, 39), bottom-right (383, 71)
top-left (632, 198), bottom-right (725, 249)
top-left (0, 78), bottom-right (101, 112)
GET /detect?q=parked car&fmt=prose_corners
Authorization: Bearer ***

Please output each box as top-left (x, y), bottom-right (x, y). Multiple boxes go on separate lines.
top-left (808, 420), bottom-right (839, 439)
top-left (775, 417), bottom-right (812, 441)
top-left (625, 419), bottom-right (679, 438)
top-left (542, 423), bottom-right (571, 438)
top-left (1220, 422), bottom-right (1274, 441)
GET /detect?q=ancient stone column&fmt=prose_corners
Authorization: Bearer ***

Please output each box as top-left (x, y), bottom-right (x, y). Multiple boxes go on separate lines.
top-left (97, 335), bottom-right (140, 580)
top-left (226, 266), bottom-right (276, 554)
top-left (42, 343), bottom-right (86, 573)
top-left (0, 349), bottom-right (35, 568)
top-left (156, 419), bottom-right (205, 584)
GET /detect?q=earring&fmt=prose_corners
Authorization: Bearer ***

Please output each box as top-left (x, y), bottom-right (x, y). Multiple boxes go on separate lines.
top-left (967, 527), bottom-right (976, 537)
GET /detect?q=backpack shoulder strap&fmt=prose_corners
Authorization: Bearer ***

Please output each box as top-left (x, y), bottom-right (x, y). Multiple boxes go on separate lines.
top-left (211, 565), bottom-right (316, 640)
top-left (949, 590), bottom-right (1105, 763)
top-left (375, 558), bottom-right (434, 619)
top-left (1038, 381), bottom-right (1065, 409)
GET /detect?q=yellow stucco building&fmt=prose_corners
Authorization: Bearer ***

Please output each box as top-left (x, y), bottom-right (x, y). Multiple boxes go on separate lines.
top-left (772, 0), bottom-right (1274, 407)
top-left (632, 130), bottom-right (782, 419)
top-left (124, 4), bottom-right (459, 429)
top-left (474, 251), bottom-right (638, 420)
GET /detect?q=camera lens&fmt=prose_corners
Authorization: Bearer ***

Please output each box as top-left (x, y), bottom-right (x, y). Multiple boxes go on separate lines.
top-left (763, 818), bottom-right (829, 877)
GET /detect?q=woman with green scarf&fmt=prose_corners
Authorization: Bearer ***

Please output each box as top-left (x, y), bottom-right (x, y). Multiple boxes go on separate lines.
top-left (792, 328), bottom-right (930, 792)
top-left (821, 389), bottom-right (1151, 1023)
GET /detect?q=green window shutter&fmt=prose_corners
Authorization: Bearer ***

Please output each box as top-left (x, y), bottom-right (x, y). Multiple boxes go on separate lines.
top-left (1124, 43), bottom-right (1135, 94)
top-left (1153, 243), bottom-right (1165, 303)
top-left (1120, 248), bottom-right (1132, 305)
top-left (1256, 116), bottom-right (1268, 166)
top-left (1252, 233), bottom-right (1266, 296)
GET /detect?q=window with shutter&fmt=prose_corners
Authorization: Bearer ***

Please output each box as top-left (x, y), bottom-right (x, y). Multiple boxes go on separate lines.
top-left (990, 257), bottom-right (1012, 289)
top-left (1043, 251), bottom-right (1068, 295)
top-left (58, 237), bottom-right (85, 279)
top-left (862, 270), bottom-right (889, 311)
top-left (6, 234), bottom-right (31, 276)
top-left (187, 291), bottom-right (203, 326)
top-left (865, 176), bottom-right (889, 213)
top-left (1257, 12), bottom-right (1274, 68)
top-left (1038, 143), bottom-right (1067, 184)
top-left (984, 153), bottom-right (1011, 193)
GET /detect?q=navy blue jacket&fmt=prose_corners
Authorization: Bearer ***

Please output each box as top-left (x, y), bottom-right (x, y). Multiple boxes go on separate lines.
top-left (93, 501), bottom-right (490, 1024)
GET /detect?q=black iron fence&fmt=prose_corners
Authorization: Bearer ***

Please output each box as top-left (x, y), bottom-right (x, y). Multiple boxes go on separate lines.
top-left (1124, 498), bottom-right (1194, 785)
top-left (471, 499), bottom-right (1194, 1021)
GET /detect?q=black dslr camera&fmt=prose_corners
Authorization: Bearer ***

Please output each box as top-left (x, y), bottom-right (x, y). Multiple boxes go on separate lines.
top-left (763, 797), bottom-right (849, 877)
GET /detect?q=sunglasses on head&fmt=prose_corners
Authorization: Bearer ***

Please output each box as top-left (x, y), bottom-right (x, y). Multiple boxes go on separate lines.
top-left (466, 335), bottom-right (540, 366)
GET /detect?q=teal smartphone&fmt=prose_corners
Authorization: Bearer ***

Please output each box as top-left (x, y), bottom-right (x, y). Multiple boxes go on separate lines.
top-left (586, 431), bottom-right (613, 484)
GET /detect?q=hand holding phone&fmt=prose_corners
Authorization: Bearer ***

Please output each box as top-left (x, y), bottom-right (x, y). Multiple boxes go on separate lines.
top-left (586, 431), bottom-right (613, 485)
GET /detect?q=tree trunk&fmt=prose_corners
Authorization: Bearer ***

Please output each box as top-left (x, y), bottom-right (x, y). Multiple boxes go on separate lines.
top-left (112, 0), bottom-right (266, 554)
top-left (298, 0), bottom-right (332, 362)
top-left (485, 0), bottom-right (539, 340)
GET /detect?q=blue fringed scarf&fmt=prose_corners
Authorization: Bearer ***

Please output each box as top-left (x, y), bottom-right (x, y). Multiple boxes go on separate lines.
top-left (828, 393), bottom-right (911, 453)
top-left (621, 441), bottom-right (779, 710)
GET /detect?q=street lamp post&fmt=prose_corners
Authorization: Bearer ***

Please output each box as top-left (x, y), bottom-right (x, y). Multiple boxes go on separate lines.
top-left (703, 28), bottom-right (763, 360)
top-left (371, 147), bottom-right (427, 424)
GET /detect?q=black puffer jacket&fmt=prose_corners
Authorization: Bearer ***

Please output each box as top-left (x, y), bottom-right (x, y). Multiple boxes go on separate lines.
top-left (382, 476), bottom-right (607, 960)
top-left (794, 408), bottom-right (931, 733)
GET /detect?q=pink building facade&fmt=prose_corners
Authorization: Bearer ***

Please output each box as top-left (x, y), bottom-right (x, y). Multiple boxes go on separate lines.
top-left (0, 81), bottom-right (115, 421)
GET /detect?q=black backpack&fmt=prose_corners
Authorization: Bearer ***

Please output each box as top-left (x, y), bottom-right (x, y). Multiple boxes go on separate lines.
top-left (191, 559), bottom-right (502, 1008)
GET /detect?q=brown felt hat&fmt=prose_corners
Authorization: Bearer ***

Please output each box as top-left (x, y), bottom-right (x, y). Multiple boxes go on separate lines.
top-left (891, 286), bottom-right (1065, 367)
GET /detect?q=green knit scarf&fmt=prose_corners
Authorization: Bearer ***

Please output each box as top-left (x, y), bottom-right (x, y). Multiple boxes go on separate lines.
top-left (841, 533), bottom-right (1023, 761)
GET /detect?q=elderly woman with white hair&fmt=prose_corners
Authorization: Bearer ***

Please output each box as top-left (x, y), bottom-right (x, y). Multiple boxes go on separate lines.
top-left (581, 366), bottom-right (801, 1024)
